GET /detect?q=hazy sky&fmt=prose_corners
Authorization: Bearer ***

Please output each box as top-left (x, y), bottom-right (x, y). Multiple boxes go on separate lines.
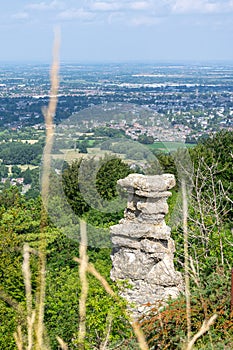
top-left (1, 0), bottom-right (233, 62)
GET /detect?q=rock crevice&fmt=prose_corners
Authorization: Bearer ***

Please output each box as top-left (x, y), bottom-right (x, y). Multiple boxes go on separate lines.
top-left (110, 173), bottom-right (183, 316)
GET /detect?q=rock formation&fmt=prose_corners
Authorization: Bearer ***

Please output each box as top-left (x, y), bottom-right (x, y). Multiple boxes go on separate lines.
top-left (110, 173), bottom-right (183, 316)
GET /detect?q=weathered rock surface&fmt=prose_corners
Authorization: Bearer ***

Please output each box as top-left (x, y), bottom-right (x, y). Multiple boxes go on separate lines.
top-left (110, 173), bottom-right (183, 317)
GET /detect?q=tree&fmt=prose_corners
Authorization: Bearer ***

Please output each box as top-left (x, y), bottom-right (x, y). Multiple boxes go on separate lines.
top-left (62, 159), bottom-right (91, 217)
top-left (0, 142), bottom-right (43, 165)
top-left (190, 130), bottom-right (233, 221)
top-left (96, 156), bottom-right (131, 200)
top-left (78, 140), bottom-right (88, 154)
top-left (11, 166), bottom-right (22, 178)
top-left (138, 134), bottom-right (154, 144)
top-left (21, 168), bottom-right (32, 184)
top-left (62, 156), bottom-right (131, 226)
top-left (0, 164), bottom-right (8, 178)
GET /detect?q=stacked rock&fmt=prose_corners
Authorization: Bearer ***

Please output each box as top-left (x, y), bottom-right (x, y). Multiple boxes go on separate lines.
top-left (110, 173), bottom-right (183, 316)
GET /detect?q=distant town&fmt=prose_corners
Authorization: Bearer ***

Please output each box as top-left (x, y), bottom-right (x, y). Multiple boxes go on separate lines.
top-left (0, 62), bottom-right (233, 195)
top-left (0, 62), bottom-right (232, 142)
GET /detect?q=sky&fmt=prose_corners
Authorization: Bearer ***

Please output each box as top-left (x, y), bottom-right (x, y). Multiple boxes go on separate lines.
top-left (1, 0), bottom-right (233, 63)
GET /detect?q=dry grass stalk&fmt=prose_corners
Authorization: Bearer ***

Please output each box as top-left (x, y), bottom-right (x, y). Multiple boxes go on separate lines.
top-left (99, 315), bottom-right (113, 350)
top-left (131, 321), bottom-right (149, 350)
top-left (73, 257), bottom-right (149, 350)
top-left (56, 336), bottom-right (68, 350)
top-left (185, 314), bottom-right (217, 350)
top-left (22, 244), bottom-right (36, 350)
top-left (27, 312), bottom-right (36, 350)
top-left (0, 288), bottom-right (22, 312)
top-left (36, 27), bottom-right (60, 350)
top-left (10, 27), bottom-right (149, 350)
top-left (13, 326), bottom-right (23, 350)
top-left (77, 220), bottom-right (89, 348)
top-left (41, 26), bottom-right (60, 211)
top-left (182, 179), bottom-right (191, 343)
top-left (22, 245), bottom-right (32, 312)
top-left (189, 257), bottom-right (208, 318)
top-left (73, 258), bottom-right (117, 300)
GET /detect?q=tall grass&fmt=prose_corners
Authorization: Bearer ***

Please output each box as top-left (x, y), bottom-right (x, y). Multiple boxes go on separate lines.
top-left (10, 31), bottom-right (222, 350)
top-left (13, 30), bottom-right (149, 350)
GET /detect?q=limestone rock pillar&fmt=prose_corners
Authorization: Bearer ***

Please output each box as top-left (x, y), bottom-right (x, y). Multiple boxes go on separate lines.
top-left (110, 173), bottom-right (183, 316)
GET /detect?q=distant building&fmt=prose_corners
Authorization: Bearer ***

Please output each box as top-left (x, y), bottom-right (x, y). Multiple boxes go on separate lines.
top-left (1, 177), bottom-right (24, 185)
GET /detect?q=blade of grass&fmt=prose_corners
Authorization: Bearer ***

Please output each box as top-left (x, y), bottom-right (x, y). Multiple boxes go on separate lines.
top-left (185, 314), bottom-right (217, 350)
top-left (77, 220), bottom-right (89, 349)
top-left (36, 27), bottom-right (60, 350)
top-left (74, 257), bottom-right (149, 350)
top-left (22, 244), bottom-right (35, 350)
top-left (182, 179), bottom-right (191, 343)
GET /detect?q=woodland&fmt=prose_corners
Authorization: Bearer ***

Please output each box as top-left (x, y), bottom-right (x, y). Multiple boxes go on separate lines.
top-left (0, 129), bottom-right (232, 349)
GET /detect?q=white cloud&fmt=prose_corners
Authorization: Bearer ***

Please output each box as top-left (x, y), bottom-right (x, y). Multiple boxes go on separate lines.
top-left (90, 0), bottom-right (233, 15)
top-left (172, 0), bottom-right (220, 14)
top-left (24, 0), bottom-right (233, 19)
top-left (91, 1), bottom-right (122, 11)
top-left (12, 12), bottom-right (30, 20)
top-left (129, 1), bottom-right (150, 10)
top-left (130, 15), bottom-right (161, 26)
top-left (57, 8), bottom-right (95, 20)
top-left (227, 0), bottom-right (233, 9)
top-left (22, 0), bottom-right (233, 27)
top-left (91, 1), bottom-right (151, 12)
top-left (27, 1), bottom-right (64, 11)
top-left (107, 11), bottom-right (125, 24)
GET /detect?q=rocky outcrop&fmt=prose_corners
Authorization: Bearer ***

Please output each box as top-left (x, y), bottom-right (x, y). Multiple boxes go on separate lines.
top-left (110, 174), bottom-right (183, 316)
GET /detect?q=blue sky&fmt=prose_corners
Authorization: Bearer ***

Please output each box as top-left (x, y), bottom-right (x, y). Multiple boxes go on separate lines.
top-left (1, 0), bottom-right (233, 62)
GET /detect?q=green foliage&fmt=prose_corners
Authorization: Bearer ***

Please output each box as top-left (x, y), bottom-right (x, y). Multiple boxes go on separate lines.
top-left (138, 134), bottom-right (154, 144)
top-left (21, 167), bottom-right (32, 184)
top-left (100, 138), bottom-right (154, 162)
top-left (45, 265), bottom-right (132, 349)
top-left (141, 131), bottom-right (233, 348)
top-left (11, 165), bottom-right (22, 178)
top-left (96, 156), bottom-right (131, 200)
top-left (24, 167), bottom-right (40, 199)
top-left (0, 302), bottom-right (17, 350)
top-left (62, 155), bottom-right (131, 226)
top-left (0, 223), bottom-right (24, 301)
top-left (146, 151), bottom-right (177, 178)
top-left (45, 236), bottom-right (132, 349)
top-left (0, 130), bottom-right (232, 349)
top-left (0, 185), bottom-right (22, 210)
top-left (0, 163), bottom-right (8, 177)
top-left (141, 270), bottom-right (233, 349)
top-left (78, 140), bottom-right (88, 153)
top-left (190, 130), bottom-right (233, 220)
top-left (62, 159), bottom-right (90, 217)
top-left (92, 126), bottom-right (126, 138)
top-left (0, 141), bottom-right (43, 165)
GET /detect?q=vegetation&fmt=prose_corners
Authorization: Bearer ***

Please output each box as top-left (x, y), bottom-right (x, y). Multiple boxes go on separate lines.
top-left (62, 155), bottom-right (132, 226)
top-left (0, 141), bottom-right (44, 165)
top-left (142, 131), bottom-right (233, 349)
top-left (0, 130), bottom-right (232, 349)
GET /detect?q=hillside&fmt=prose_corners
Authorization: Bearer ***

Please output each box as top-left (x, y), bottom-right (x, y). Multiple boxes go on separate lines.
top-left (0, 130), bottom-right (232, 349)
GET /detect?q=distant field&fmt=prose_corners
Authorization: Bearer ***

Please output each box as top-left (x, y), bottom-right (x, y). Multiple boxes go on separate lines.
top-left (86, 140), bottom-right (96, 146)
top-left (52, 148), bottom-right (114, 163)
top-left (19, 165), bottom-right (38, 171)
top-left (51, 142), bottom-right (196, 165)
top-left (6, 164), bottom-right (38, 174)
top-left (146, 142), bottom-right (196, 153)
top-left (52, 147), bottom-right (125, 163)
top-left (52, 150), bottom-right (83, 162)
top-left (21, 139), bottom-right (39, 144)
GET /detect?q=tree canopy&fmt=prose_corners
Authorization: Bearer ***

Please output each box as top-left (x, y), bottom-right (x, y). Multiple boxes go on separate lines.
top-left (62, 155), bottom-right (131, 226)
